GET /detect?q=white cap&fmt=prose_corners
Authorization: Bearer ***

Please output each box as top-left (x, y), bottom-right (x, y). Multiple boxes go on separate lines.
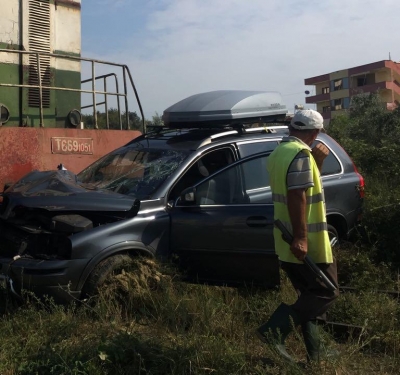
top-left (290, 109), bottom-right (324, 130)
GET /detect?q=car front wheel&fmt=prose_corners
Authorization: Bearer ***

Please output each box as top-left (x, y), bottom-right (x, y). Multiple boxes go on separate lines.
top-left (81, 254), bottom-right (134, 299)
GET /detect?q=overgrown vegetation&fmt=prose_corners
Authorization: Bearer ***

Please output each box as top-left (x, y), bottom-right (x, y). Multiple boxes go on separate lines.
top-left (1, 257), bottom-right (399, 374)
top-left (1, 94), bottom-right (400, 374)
top-left (328, 93), bottom-right (400, 266)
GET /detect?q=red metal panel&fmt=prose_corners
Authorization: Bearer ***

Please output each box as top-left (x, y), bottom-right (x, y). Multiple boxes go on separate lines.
top-left (0, 128), bottom-right (141, 190)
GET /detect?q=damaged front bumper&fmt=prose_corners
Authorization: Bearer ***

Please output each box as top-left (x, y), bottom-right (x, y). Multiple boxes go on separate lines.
top-left (0, 255), bottom-right (88, 302)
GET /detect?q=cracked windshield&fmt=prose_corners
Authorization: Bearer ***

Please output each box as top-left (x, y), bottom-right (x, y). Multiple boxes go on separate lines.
top-left (78, 146), bottom-right (189, 199)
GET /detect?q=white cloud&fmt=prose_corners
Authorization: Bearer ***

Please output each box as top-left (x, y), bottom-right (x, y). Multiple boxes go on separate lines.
top-left (82, 0), bottom-right (400, 119)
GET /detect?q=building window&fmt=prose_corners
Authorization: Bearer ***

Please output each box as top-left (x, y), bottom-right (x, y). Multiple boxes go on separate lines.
top-left (331, 99), bottom-right (342, 111)
top-left (322, 87), bottom-right (330, 94)
top-left (334, 79), bottom-right (343, 90)
top-left (357, 77), bottom-right (365, 87)
top-left (322, 106), bottom-right (331, 113)
top-left (353, 73), bottom-right (375, 88)
top-left (330, 77), bottom-right (349, 92)
top-left (330, 97), bottom-right (350, 111)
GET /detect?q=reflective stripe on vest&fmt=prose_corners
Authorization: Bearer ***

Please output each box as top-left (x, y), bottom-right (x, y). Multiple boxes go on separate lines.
top-left (272, 192), bottom-right (325, 205)
top-left (277, 220), bottom-right (328, 234)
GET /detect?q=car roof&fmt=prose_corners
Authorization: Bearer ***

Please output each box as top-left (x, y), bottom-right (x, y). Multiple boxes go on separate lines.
top-left (125, 126), bottom-right (290, 152)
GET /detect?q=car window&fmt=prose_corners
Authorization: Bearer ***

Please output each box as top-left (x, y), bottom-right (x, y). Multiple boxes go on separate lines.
top-left (312, 141), bottom-right (342, 176)
top-left (242, 157), bottom-right (269, 190)
top-left (237, 141), bottom-right (278, 191)
top-left (186, 153), bottom-right (272, 206)
top-left (169, 147), bottom-right (235, 200)
top-left (237, 140), bottom-right (279, 157)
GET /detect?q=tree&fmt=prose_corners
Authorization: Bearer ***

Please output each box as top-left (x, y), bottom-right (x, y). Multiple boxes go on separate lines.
top-left (145, 112), bottom-right (164, 127)
top-left (328, 93), bottom-right (400, 184)
top-left (328, 93), bottom-right (400, 264)
top-left (81, 108), bottom-right (143, 131)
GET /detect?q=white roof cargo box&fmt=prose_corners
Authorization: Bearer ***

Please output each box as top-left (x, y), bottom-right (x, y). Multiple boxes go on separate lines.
top-left (162, 90), bottom-right (287, 128)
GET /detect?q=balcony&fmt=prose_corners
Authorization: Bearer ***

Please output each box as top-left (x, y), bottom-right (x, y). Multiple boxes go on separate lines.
top-left (350, 81), bottom-right (386, 96)
top-left (350, 81), bottom-right (400, 97)
top-left (305, 92), bottom-right (330, 104)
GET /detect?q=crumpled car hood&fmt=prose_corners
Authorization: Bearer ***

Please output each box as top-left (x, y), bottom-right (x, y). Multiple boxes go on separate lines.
top-left (2, 170), bottom-right (137, 212)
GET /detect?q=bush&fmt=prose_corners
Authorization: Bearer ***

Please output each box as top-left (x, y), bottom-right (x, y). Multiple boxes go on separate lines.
top-left (328, 94), bottom-right (400, 267)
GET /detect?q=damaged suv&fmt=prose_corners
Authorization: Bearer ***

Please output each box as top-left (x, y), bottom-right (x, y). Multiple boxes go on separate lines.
top-left (0, 90), bottom-right (364, 302)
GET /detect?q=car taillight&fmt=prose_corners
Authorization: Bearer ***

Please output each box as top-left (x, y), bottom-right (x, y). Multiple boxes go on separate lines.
top-left (353, 163), bottom-right (365, 199)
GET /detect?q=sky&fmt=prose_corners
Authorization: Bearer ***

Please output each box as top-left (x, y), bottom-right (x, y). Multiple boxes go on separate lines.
top-left (81, 0), bottom-right (400, 120)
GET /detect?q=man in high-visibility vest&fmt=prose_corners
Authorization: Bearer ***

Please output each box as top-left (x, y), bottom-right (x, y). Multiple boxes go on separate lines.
top-left (256, 109), bottom-right (339, 363)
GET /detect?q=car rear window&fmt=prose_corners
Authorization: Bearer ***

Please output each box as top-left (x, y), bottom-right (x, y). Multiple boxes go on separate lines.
top-left (313, 141), bottom-right (342, 176)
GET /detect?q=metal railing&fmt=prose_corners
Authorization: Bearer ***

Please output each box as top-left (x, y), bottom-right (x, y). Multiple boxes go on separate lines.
top-left (0, 49), bottom-right (145, 132)
top-left (81, 73), bottom-right (122, 129)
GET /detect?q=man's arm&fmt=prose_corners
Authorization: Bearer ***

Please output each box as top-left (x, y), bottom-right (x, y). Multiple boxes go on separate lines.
top-left (312, 142), bottom-right (329, 172)
top-left (287, 188), bottom-right (308, 261)
top-left (285, 149), bottom-right (313, 261)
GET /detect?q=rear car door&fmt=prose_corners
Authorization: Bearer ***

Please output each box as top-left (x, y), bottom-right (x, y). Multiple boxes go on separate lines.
top-left (169, 152), bottom-right (280, 287)
top-left (314, 136), bottom-right (364, 238)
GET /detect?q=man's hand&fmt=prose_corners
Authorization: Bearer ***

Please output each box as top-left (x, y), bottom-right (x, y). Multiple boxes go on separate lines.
top-left (312, 142), bottom-right (329, 171)
top-left (290, 237), bottom-right (307, 261)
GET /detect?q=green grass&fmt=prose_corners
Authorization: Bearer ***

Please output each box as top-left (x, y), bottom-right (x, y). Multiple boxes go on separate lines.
top-left (0, 254), bottom-right (399, 375)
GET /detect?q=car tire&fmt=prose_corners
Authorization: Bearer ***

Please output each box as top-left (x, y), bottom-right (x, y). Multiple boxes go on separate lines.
top-left (327, 224), bottom-right (339, 248)
top-left (81, 254), bottom-right (133, 299)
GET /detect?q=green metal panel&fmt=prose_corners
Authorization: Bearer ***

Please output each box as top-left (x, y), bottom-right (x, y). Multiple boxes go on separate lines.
top-left (0, 62), bottom-right (21, 126)
top-left (55, 69), bottom-right (81, 128)
top-left (0, 61), bottom-right (81, 127)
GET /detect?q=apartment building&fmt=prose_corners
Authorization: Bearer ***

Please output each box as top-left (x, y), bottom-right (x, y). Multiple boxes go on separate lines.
top-left (304, 60), bottom-right (400, 125)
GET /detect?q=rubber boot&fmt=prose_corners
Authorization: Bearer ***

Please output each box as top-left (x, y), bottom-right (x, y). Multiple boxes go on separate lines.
top-left (256, 303), bottom-right (300, 363)
top-left (301, 320), bottom-right (340, 363)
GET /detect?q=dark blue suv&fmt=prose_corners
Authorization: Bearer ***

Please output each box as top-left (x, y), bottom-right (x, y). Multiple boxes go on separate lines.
top-left (0, 91), bottom-right (364, 301)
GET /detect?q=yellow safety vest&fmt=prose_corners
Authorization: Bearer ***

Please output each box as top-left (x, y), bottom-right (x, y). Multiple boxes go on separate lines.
top-left (267, 140), bottom-right (333, 264)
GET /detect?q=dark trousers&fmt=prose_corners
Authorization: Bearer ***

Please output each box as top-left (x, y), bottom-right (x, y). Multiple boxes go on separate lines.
top-left (280, 259), bottom-right (339, 323)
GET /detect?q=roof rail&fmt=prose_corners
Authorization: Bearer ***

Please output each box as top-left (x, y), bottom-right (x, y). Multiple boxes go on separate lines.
top-left (209, 130), bottom-right (238, 139)
top-left (197, 124), bottom-right (289, 148)
top-left (244, 125), bottom-right (288, 134)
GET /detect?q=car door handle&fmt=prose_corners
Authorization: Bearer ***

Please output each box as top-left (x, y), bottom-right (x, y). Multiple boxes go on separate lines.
top-left (246, 216), bottom-right (268, 227)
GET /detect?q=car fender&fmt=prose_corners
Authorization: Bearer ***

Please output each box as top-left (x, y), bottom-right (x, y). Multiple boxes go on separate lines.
top-left (76, 240), bottom-right (154, 292)
top-left (326, 211), bottom-right (348, 240)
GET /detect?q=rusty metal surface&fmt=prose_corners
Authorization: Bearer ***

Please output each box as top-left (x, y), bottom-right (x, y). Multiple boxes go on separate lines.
top-left (0, 127), bottom-right (141, 190)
